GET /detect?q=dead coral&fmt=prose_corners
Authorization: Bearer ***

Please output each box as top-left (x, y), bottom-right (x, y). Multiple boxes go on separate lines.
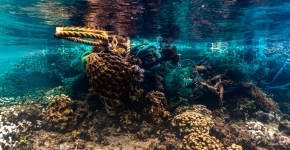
top-left (149, 132), bottom-right (179, 150)
top-left (72, 139), bottom-right (86, 149)
top-left (0, 104), bottom-right (43, 124)
top-left (211, 120), bottom-right (255, 149)
top-left (277, 135), bottom-right (290, 149)
top-left (42, 94), bottom-right (87, 132)
top-left (120, 110), bottom-right (142, 132)
top-left (254, 110), bottom-right (280, 123)
top-left (232, 97), bottom-right (256, 120)
top-left (240, 82), bottom-right (279, 112)
top-left (142, 91), bottom-right (171, 124)
top-left (136, 121), bottom-right (154, 139)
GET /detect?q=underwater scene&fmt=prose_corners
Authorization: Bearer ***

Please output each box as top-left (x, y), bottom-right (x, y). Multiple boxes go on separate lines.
top-left (1, 0), bottom-right (290, 149)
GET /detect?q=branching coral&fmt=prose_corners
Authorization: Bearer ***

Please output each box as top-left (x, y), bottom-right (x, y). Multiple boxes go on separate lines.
top-left (180, 132), bottom-right (224, 150)
top-left (171, 109), bottom-right (214, 136)
top-left (173, 105), bottom-right (243, 149)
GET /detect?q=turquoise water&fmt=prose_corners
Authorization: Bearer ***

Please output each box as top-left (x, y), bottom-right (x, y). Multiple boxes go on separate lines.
top-left (1, 0), bottom-right (290, 51)
top-left (0, 0), bottom-right (86, 84)
top-left (1, 0), bottom-right (290, 149)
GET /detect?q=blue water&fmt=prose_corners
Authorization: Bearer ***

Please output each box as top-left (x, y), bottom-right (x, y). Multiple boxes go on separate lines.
top-left (2, 0), bottom-right (290, 149)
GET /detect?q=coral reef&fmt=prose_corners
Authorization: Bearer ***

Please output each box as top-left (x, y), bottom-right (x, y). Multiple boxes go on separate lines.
top-left (231, 97), bottom-right (256, 120)
top-left (120, 110), bottom-right (142, 132)
top-left (172, 105), bottom-right (235, 150)
top-left (226, 144), bottom-right (243, 150)
top-left (246, 121), bottom-right (268, 145)
top-left (0, 115), bottom-right (19, 149)
top-left (179, 132), bottom-right (224, 150)
top-left (142, 91), bottom-right (171, 124)
top-left (136, 121), bottom-right (154, 139)
top-left (148, 132), bottom-right (179, 150)
top-left (171, 105), bottom-right (214, 136)
top-left (171, 110), bottom-right (214, 136)
top-left (42, 94), bottom-right (87, 132)
top-left (3, 22), bottom-right (290, 150)
top-left (240, 82), bottom-right (279, 112)
top-left (0, 104), bottom-right (44, 149)
top-left (1, 45), bottom-right (86, 98)
top-left (277, 135), bottom-right (290, 149)
top-left (254, 110), bottom-right (280, 123)
top-left (171, 105), bottom-right (248, 149)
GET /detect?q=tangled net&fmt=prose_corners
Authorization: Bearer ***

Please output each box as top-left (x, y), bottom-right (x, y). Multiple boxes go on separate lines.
top-left (54, 26), bottom-right (139, 115)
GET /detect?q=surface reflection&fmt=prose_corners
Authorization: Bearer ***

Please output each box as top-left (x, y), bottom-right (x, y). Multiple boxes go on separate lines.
top-left (0, 0), bottom-right (289, 48)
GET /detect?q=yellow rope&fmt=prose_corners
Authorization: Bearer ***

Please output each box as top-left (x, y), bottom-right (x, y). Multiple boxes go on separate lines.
top-left (54, 26), bottom-right (110, 45)
top-left (56, 26), bottom-right (112, 34)
top-left (61, 37), bottom-right (107, 46)
top-left (55, 31), bottom-right (108, 41)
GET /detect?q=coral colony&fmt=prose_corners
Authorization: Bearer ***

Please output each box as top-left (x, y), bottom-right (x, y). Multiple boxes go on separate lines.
top-left (1, 25), bottom-right (290, 150)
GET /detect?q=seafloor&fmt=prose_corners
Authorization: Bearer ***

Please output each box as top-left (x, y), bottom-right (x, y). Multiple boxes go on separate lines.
top-left (0, 93), bottom-right (289, 150)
